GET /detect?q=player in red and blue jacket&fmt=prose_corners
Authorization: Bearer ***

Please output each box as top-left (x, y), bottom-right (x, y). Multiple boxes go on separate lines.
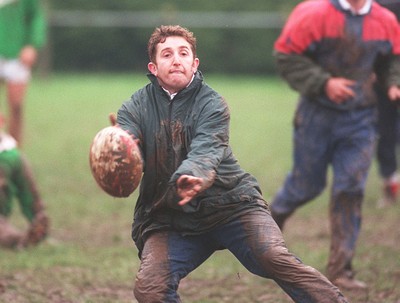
top-left (270, 0), bottom-right (400, 290)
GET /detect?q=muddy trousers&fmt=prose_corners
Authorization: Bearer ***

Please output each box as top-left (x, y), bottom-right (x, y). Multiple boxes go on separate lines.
top-left (134, 210), bottom-right (347, 303)
top-left (327, 193), bottom-right (362, 281)
top-left (270, 101), bottom-right (375, 281)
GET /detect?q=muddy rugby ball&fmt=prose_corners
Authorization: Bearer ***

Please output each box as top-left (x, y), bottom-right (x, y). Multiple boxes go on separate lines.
top-left (89, 126), bottom-right (143, 197)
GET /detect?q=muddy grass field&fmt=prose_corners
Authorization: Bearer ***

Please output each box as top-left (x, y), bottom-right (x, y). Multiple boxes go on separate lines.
top-left (1, 201), bottom-right (399, 303)
top-left (0, 74), bottom-right (399, 302)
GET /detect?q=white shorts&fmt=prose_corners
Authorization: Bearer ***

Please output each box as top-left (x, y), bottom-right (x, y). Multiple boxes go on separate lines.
top-left (0, 57), bottom-right (31, 84)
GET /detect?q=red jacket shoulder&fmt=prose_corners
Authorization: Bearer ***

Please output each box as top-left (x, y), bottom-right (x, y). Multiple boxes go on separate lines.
top-left (275, 0), bottom-right (343, 54)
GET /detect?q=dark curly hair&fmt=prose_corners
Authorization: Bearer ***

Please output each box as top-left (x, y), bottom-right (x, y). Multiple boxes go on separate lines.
top-left (147, 25), bottom-right (197, 63)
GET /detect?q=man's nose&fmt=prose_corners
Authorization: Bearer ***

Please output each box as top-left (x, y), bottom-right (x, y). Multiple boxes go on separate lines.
top-left (172, 53), bottom-right (181, 64)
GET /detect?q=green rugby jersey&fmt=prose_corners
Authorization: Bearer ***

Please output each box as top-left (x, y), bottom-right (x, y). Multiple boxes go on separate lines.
top-left (0, 0), bottom-right (46, 58)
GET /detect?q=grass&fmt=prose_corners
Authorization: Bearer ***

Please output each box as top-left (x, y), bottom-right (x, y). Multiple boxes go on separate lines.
top-left (0, 73), bottom-right (399, 302)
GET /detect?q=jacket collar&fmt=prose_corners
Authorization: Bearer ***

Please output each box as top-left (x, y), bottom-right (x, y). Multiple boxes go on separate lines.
top-left (331, 0), bottom-right (372, 15)
top-left (147, 71), bottom-right (204, 100)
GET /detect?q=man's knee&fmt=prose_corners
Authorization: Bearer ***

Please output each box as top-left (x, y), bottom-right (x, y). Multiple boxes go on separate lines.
top-left (134, 274), bottom-right (178, 303)
top-left (7, 82), bottom-right (27, 108)
top-left (134, 279), bottom-right (162, 303)
top-left (135, 236), bottom-right (177, 302)
top-left (9, 103), bottom-right (23, 117)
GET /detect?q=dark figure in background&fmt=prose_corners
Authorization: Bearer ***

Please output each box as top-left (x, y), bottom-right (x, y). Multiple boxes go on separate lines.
top-left (270, 0), bottom-right (400, 291)
top-left (116, 25), bottom-right (348, 303)
top-left (375, 0), bottom-right (400, 208)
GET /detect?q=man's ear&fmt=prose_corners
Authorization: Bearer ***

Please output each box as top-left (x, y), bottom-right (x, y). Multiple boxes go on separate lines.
top-left (148, 62), bottom-right (157, 76)
top-left (192, 58), bottom-right (200, 73)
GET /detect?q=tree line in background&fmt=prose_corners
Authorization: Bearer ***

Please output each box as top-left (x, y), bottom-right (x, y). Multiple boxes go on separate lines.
top-left (46, 0), bottom-right (300, 74)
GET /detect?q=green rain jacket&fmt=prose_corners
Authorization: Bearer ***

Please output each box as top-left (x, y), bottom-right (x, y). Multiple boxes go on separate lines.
top-left (0, 0), bottom-right (46, 58)
top-left (117, 71), bottom-right (268, 255)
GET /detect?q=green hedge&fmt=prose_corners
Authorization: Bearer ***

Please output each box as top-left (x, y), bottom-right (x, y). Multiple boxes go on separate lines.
top-left (47, 0), bottom-right (299, 74)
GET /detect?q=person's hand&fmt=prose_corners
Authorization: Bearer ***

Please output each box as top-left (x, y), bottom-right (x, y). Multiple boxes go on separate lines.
top-left (19, 46), bottom-right (38, 68)
top-left (21, 211), bottom-right (49, 247)
top-left (388, 85), bottom-right (400, 101)
top-left (325, 77), bottom-right (356, 104)
top-left (176, 175), bottom-right (204, 206)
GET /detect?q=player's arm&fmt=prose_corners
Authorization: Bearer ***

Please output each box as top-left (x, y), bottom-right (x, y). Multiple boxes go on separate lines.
top-left (274, 52), bottom-right (331, 97)
top-left (21, 0), bottom-right (47, 68)
top-left (376, 54), bottom-right (400, 101)
top-left (170, 95), bottom-right (229, 203)
top-left (275, 52), bottom-right (356, 103)
top-left (117, 97), bottom-right (143, 145)
top-left (27, 0), bottom-right (47, 50)
top-left (387, 56), bottom-right (400, 101)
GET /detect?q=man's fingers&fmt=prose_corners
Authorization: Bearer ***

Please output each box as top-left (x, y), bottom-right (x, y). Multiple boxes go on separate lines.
top-left (109, 113), bottom-right (117, 126)
top-left (343, 79), bottom-right (356, 86)
top-left (176, 175), bottom-right (204, 205)
top-left (177, 186), bottom-right (200, 200)
top-left (343, 86), bottom-right (355, 97)
top-left (326, 77), bottom-right (356, 103)
top-left (178, 196), bottom-right (192, 206)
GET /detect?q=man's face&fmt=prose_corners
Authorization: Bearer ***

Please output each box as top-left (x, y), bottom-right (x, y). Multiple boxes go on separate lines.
top-left (148, 36), bottom-right (199, 94)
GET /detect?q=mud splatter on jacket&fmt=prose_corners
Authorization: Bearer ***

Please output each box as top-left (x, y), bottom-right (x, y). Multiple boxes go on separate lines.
top-left (117, 71), bottom-right (268, 254)
top-left (274, 0), bottom-right (400, 111)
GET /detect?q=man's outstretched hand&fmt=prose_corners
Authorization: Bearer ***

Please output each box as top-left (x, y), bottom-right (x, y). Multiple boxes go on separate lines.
top-left (176, 175), bottom-right (204, 206)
